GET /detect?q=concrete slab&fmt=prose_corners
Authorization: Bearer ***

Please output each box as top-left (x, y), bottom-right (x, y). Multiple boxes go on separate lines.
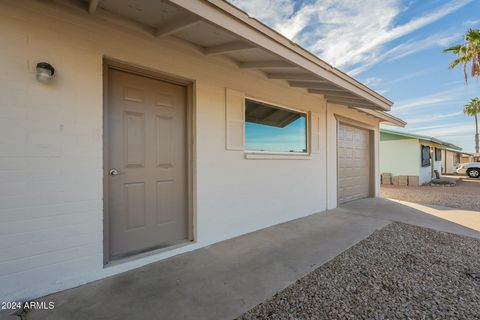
top-left (8, 211), bottom-right (387, 320)
top-left (4, 197), bottom-right (479, 320)
top-left (340, 198), bottom-right (480, 239)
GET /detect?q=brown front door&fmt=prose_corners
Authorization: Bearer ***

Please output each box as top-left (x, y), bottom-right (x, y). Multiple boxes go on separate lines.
top-left (107, 68), bottom-right (188, 260)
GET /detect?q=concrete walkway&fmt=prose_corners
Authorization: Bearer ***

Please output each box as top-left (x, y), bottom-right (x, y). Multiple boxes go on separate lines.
top-left (6, 198), bottom-right (480, 320)
top-left (341, 198), bottom-right (480, 238)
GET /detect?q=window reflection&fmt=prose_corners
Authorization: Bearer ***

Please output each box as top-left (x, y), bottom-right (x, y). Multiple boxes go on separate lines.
top-left (245, 99), bottom-right (307, 153)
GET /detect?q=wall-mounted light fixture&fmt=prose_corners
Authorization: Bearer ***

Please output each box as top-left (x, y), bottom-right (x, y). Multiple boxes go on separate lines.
top-left (36, 62), bottom-right (55, 83)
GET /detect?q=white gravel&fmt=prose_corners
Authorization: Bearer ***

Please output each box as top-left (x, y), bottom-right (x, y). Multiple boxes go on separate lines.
top-left (238, 222), bottom-right (480, 320)
top-left (381, 178), bottom-right (480, 211)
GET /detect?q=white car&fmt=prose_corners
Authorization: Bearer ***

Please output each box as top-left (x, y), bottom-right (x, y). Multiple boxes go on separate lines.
top-left (456, 162), bottom-right (480, 178)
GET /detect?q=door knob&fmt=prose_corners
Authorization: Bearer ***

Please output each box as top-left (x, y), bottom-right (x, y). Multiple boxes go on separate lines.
top-left (109, 169), bottom-right (120, 176)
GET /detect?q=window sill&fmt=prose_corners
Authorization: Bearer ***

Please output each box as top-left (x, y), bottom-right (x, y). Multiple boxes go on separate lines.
top-left (244, 153), bottom-right (311, 160)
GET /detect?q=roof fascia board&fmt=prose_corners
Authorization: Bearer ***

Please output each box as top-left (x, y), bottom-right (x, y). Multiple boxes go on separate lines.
top-left (380, 130), bottom-right (432, 142)
top-left (419, 138), bottom-right (445, 148)
top-left (382, 132), bottom-right (443, 146)
top-left (358, 109), bottom-right (406, 127)
top-left (168, 0), bottom-right (392, 111)
top-left (381, 129), bottom-right (460, 149)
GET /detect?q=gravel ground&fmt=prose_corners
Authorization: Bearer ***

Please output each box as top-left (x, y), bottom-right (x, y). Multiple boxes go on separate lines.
top-left (238, 223), bottom-right (480, 320)
top-left (381, 177), bottom-right (480, 211)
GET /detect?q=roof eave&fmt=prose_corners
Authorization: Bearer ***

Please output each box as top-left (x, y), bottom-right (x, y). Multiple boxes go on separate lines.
top-left (168, 0), bottom-right (393, 111)
top-left (358, 109), bottom-right (406, 127)
top-left (381, 129), bottom-right (462, 150)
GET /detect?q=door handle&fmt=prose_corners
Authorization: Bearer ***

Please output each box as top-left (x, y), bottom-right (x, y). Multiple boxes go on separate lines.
top-left (109, 169), bottom-right (120, 176)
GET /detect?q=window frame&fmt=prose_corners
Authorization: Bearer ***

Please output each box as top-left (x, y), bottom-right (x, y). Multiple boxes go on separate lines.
top-left (421, 145), bottom-right (431, 167)
top-left (243, 97), bottom-right (310, 157)
top-left (435, 148), bottom-right (442, 161)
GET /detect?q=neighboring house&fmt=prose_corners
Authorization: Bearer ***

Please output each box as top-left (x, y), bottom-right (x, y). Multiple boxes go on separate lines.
top-left (441, 148), bottom-right (470, 174)
top-left (461, 153), bottom-right (476, 164)
top-left (0, 0), bottom-right (404, 302)
top-left (441, 148), bottom-right (461, 174)
top-left (380, 129), bottom-right (461, 184)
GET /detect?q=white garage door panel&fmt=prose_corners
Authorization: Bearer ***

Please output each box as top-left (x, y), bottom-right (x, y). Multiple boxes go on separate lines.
top-left (338, 123), bottom-right (371, 204)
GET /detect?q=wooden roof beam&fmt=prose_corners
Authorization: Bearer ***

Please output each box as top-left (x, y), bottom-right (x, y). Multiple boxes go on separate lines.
top-left (326, 97), bottom-right (377, 108)
top-left (156, 15), bottom-right (202, 38)
top-left (289, 81), bottom-right (342, 90)
top-left (239, 61), bottom-right (297, 69)
top-left (204, 41), bottom-right (256, 55)
top-left (307, 88), bottom-right (348, 94)
top-left (88, 0), bottom-right (99, 14)
top-left (268, 73), bottom-right (326, 81)
top-left (322, 93), bottom-right (365, 100)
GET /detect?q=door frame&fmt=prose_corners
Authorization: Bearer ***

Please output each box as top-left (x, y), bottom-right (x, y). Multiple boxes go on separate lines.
top-left (102, 58), bottom-right (196, 265)
top-left (335, 115), bottom-right (376, 204)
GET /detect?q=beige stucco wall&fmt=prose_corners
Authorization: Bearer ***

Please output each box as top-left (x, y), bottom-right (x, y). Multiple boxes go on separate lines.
top-left (0, 1), bottom-right (381, 301)
top-left (380, 139), bottom-right (420, 178)
top-left (445, 150), bottom-right (460, 174)
top-left (420, 141), bottom-right (444, 183)
top-left (380, 138), bottom-right (449, 185)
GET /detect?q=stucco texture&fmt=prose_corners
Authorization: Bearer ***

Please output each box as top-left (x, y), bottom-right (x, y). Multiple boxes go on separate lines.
top-left (0, 0), bottom-right (381, 301)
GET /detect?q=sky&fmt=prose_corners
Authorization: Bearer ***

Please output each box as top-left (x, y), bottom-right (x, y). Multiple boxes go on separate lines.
top-left (245, 117), bottom-right (307, 152)
top-left (228, 0), bottom-right (480, 152)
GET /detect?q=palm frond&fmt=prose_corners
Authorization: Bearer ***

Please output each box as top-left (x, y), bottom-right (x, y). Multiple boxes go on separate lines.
top-left (446, 29), bottom-right (480, 82)
top-left (443, 45), bottom-right (462, 54)
top-left (464, 98), bottom-right (480, 116)
top-left (449, 57), bottom-right (464, 69)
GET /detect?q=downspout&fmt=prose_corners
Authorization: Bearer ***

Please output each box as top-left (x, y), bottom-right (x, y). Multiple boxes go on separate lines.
top-left (445, 150), bottom-right (448, 174)
top-left (430, 147), bottom-right (434, 179)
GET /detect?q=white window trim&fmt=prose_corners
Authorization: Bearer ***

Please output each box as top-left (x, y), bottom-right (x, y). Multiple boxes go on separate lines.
top-left (244, 96), bottom-right (311, 159)
top-left (245, 153), bottom-right (311, 160)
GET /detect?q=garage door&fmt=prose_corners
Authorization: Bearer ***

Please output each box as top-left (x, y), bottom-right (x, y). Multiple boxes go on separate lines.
top-left (337, 123), bottom-right (371, 204)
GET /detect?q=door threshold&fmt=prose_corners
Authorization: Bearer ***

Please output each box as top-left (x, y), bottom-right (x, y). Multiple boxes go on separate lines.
top-left (105, 239), bottom-right (194, 268)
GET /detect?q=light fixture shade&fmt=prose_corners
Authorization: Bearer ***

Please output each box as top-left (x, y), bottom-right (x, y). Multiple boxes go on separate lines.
top-left (36, 62), bottom-right (55, 83)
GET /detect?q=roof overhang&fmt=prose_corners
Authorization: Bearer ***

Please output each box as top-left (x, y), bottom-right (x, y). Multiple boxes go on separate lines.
top-left (445, 148), bottom-right (463, 153)
top-left (381, 129), bottom-right (462, 150)
top-left (81, 0), bottom-right (394, 111)
top-left (356, 109), bottom-right (406, 127)
top-left (418, 139), bottom-right (447, 148)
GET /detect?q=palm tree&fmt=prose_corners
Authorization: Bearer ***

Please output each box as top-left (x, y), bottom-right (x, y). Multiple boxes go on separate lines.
top-left (444, 29), bottom-right (480, 83)
top-left (464, 97), bottom-right (480, 154)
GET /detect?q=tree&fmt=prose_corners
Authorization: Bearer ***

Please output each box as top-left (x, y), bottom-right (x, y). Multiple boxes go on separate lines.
top-left (464, 97), bottom-right (480, 154)
top-left (445, 29), bottom-right (480, 157)
top-left (444, 29), bottom-right (480, 83)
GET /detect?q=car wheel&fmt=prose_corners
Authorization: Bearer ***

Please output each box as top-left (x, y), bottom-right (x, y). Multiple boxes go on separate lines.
top-left (467, 168), bottom-right (480, 178)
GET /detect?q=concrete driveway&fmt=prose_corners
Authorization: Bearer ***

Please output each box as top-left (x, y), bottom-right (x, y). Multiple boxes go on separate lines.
top-left (341, 197), bottom-right (480, 237)
top-left (381, 176), bottom-right (480, 211)
top-left (4, 198), bottom-right (480, 320)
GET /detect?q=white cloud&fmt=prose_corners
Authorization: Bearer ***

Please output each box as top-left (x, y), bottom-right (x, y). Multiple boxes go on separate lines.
top-left (348, 31), bottom-right (460, 76)
top-left (228, 0), bottom-right (471, 75)
top-left (403, 111), bottom-right (463, 124)
top-left (393, 86), bottom-right (470, 111)
top-left (463, 19), bottom-right (480, 26)
top-left (363, 77), bottom-right (383, 87)
top-left (411, 122), bottom-right (475, 137)
top-left (375, 89), bottom-right (390, 95)
top-left (395, 96), bottom-right (452, 110)
top-left (385, 69), bottom-right (432, 85)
